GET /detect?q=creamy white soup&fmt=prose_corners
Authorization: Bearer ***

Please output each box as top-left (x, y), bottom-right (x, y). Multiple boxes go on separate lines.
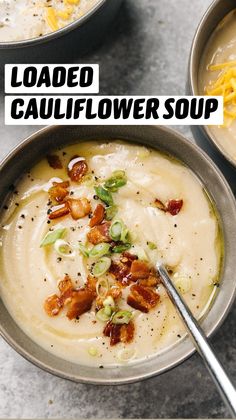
top-left (0, 0), bottom-right (99, 42)
top-left (200, 9), bottom-right (236, 163)
top-left (0, 141), bottom-right (221, 367)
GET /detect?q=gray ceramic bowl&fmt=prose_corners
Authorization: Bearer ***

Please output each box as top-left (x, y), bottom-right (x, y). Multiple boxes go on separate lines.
top-left (188, 0), bottom-right (236, 170)
top-left (0, 0), bottom-right (123, 63)
top-left (0, 125), bottom-right (236, 384)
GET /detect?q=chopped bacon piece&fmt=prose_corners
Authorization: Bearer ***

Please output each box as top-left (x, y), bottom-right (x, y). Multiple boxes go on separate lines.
top-left (130, 260), bottom-right (150, 280)
top-left (103, 320), bottom-right (135, 346)
top-left (166, 199), bottom-right (183, 216)
top-left (109, 260), bottom-right (131, 285)
top-left (86, 275), bottom-right (97, 295)
top-left (47, 154), bottom-right (63, 169)
top-left (127, 284), bottom-right (159, 313)
top-left (138, 273), bottom-right (160, 287)
top-left (49, 202), bottom-right (70, 220)
top-left (89, 204), bottom-right (105, 228)
top-left (58, 275), bottom-right (74, 303)
top-left (67, 198), bottom-right (91, 220)
top-left (154, 198), bottom-right (166, 211)
top-left (154, 198), bottom-right (183, 216)
top-left (44, 294), bottom-right (62, 316)
top-left (87, 222), bottom-right (111, 245)
top-left (67, 156), bottom-right (88, 182)
top-left (109, 285), bottom-right (122, 300)
top-left (49, 181), bottom-right (70, 203)
top-left (66, 288), bottom-right (94, 320)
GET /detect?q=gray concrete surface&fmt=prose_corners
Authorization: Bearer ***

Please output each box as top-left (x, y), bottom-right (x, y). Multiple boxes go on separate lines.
top-left (0, 0), bottom-right (235, 418)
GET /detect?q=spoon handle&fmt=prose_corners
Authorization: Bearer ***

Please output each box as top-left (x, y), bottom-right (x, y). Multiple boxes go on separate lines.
top-left (157, 263), bottom-right (236, 418)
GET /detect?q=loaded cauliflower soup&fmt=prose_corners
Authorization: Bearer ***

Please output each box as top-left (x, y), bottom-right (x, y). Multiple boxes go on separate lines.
top-left (0, 0), bottom-right (99, 42)
top-left (200, 9), bottom-right (236, 162)
top-left (0, 141), bottom-right (221, 367)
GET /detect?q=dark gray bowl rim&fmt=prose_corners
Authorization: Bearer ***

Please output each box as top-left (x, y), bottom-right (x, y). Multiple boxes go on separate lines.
top-left (0, 124), bottom-right (235, 385)
top-left (189, 0), bottom-right (236, 169)
top-left (0, 0), bottom-right (106, 49)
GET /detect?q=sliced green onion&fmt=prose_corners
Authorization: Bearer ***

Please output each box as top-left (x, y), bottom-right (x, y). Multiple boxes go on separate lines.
top-left (40, 227), bottom-right (66, 247)
top-left (103, 296), bottom-right (115, 308)
top-left (104, 170), bottom-right (127, 192)
top-left (92, 257), bottom-right (111, 277)
top-left (88, 346), bottom-right (98, 357)
top-left (96, 278), bottom-right (109, 298)
top-left (147, 241), bottom-right (157, 250)
top-left (78, 243), bottom-right (90, 257)
top-left (96, 307), bottom-right (111, 322)
top-left (109, 219), bottom-right (124, 241)
top-left (54, 239), bottom-right (75, 258)
top-left (104, 305), bottom-right (113, 316)
top-left (112, 310), bottom-right (133, 325)
top-left (89, 243), bottom-right (110, 259)
top-left (94, 186), bottom-right (113, 206)
top-left (120, 227), bottom-right (130, 243)
top-left (112, 243), bottom-right (131, 253)
top-left (174, 276), bottom-right (192, 294)
top-left (105, 205), bottom-right (118, 221)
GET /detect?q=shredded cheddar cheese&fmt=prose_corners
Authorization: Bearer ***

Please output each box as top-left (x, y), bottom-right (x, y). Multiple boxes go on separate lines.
top-left (45, 7), bottom-right (59, 31)
top-left (206, 61), bottom-right (236, 127)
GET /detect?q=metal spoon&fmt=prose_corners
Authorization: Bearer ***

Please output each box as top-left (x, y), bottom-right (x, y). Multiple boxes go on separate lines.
top-left (157, 263), bottom-right (236, 418)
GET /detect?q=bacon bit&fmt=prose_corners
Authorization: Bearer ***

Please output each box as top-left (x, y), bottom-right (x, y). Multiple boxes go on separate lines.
top-left (89, 204), bottom-right (105, 228)
top-left (67, 156), bottom-right (88, 182)
top-left (108, 285), bottom-right (122, 300)
top-left (109, 260), bottom-right (131, 285)
top-left (138, 273), bottom-right (160, 287)
top-left (87, 222), bottom-right (111, 245)
top-left (49, 202), bottom-right (70, 220)
top-left (47, 154), bottom-right (63, 169)
top-left (154, 198), bottom-right (183, 216)
top-left (166, 199), bottom-right (183, 216)
top-left (154, 198), bottom-right (166, 211)
top-left (86, 275), bottom-right (97, 295)
top-left (127, 284), bottom-right (159, 313)
top-left (44, 275), bottom-right (96, 320)
top-left (67, 198), bottom-right (91, 220)
top-left (58, 275), bottom-right (74, 303)
top-left (109, 253), bottom-right (138, 286)
top-left (103, 320), bottom-right (135, 346)
top-left (44, 294), bottom-right (62, 316)
top-left (49, 181), bottom-right (70, 203)
top-left (130, 260), bottom-right (150, 280)
top-left (66, 288), bottom-right (94, 320)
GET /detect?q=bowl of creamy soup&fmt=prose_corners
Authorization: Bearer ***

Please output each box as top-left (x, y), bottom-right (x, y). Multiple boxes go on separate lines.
top-left (189, 0), bottom-right (236, 169)
top-left (0, 125), bottom-right (235, 384)
top-left (0, 0), bottom-right (122, 62)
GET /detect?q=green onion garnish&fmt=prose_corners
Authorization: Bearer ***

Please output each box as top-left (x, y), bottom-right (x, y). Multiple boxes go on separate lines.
top-left (40, 227), bottom-right (66, 247)
top-left (92, 257), bottom-right (111, 277)
top-left (112, 310), bottom-right (133, 325)
top-left (96, 278), bottom-right (109, 298)
top-left (94, 186), bottom-right (113, 206)
top-left (105, 205), bottom-right (118, 221)
top-left (109, 219), bottom-right (124, 241)
top-left (78, 243), bottom-right (90, 257)
top-left (103, 296), bottom-right (115, 308)
top-left (112, 243), bottom-right (131, 253)
top-left (104, 170), bottom-right (127, 192)
top-left (89, 243), bottom-right (110, 259)
top-left (147, 241), bottom-right (157, 250)
top-left (54, 239), bottom-right (75, 259)
top-left (96, 307), bottom-right (112, 322)
top-left (88, 347), bottom-right (98, 357)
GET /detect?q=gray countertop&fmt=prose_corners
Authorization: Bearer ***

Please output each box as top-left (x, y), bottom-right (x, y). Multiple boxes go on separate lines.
top-left (0, 0), bottom-right (235, 418)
